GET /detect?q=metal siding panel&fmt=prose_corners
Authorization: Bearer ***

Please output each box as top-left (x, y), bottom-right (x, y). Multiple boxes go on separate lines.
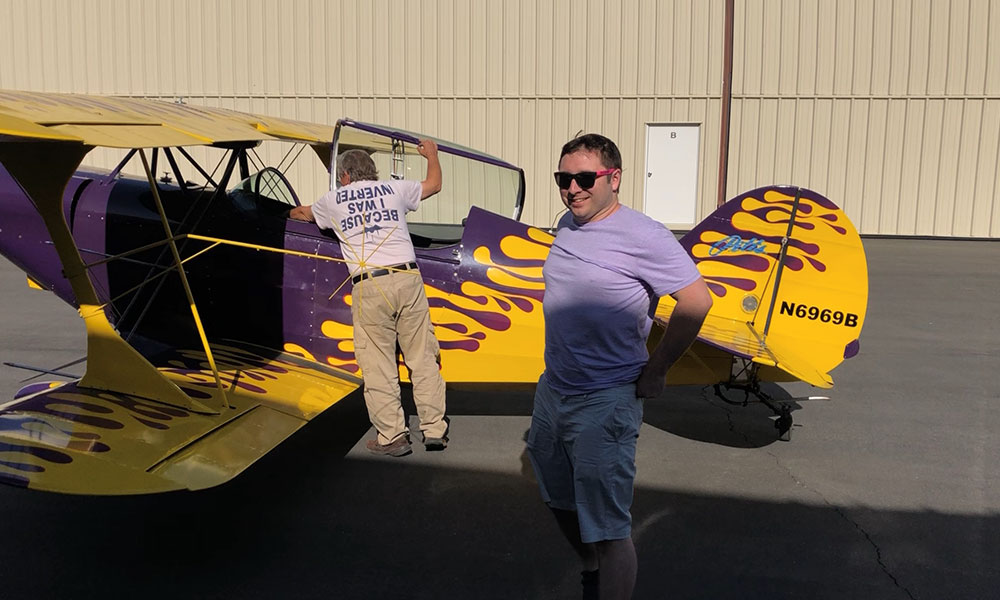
top-left (966, 0), bottom-right (990, 96)
top-left (653, 0), bottom-right (675, 97)
top-left (68, 1), bottom-right (87, 92)
top-left (973, 102), bottom-right (1000, 237)
top-left (85, 0), bottom-right (103, 91)
top-left (567, 0), bottom-right (586, 97)
top-left (0, 2), bottom-right (11, 89)
top-left (871, 1), bottom-right (892, 96)
top-left (861, 100), bottom-right (887, 234)
top-left (290, 0), bottom-right (311, 96)
top-left (773, 99), bottom-right (796, 181)
top-left (989, 1), bottom-right (1000, 95)
top-left (897, 100), bottom-right (925, 234)
top-left (233, 0), bottom-right (254, 97)
top-left (908, 0), bottom-right (931, 95)
top-left (888, 0), bottom-right (912, 95)
top-left (777, 0), bottom-right (800, 96)
top-left (617, 98), bottom-right (638, 200)
top-left (926, 1), bottom-right (950, 95)
top-left (843, 100), bottom-right (869, 230)
top-left (372, 0), bottom-right (392, 97)
top-left (757, 99), bottom-right (778, 183)
top-left (532, 99), bottom-right (552, 226)
top-left (635, 0), bottom-right (657, 97)
top-left (808, 99), bottom-right (833, 199)
top-left (814, 0), bottom-right (837, 95)
top-left (358, 0), bottom-right (378, 97)
top-left (601, 0), bottom-right (623, 97)
top-left (878, 100), bottom-right (908, 235)
top-left (934, 99), bottom-right (964, 235)
top-left (946, 0), bottom-right (970, 95)
top-left (534, 1), bottom-right (553, 97)
top-left (503, 99), bottom-right (519, 172)
top-left (517, 0), bottom-right (535, 98)
top-left (759, 0), bottom-right (780, 95)
top-left (791, 99), bottom-right (813, 185)
top-left (672, 0), bottom-right (692, 96)
top-left (486, 1), bottom-right (504, 98)
top-left (389, 1), bottom-right (407, 97)
top-left (733, 98), bottom-right (760, 195)
top-left (693, 0), bottom-right (715, 97)
top-left (737, 0), bottom-right (763, 96)
top-left (780, 1), bottom-right (817, 95)
top-left (407, 1), bottom-right (427, 96)
top-left (339, 0), bottom-right (360, 97)
top-left (832, 0), bottom-right (855, 95)
top-left (826, 100), bottom-right (852, 222)
top-left (469, 1), bottom-right (487, 97)
top-left (915, 100), bottom-right (944, 235)
top-left (852, 1), bottom-right (874, 96)
top-left (487, 98), bottom-right (504, 158)
top-left (503, 0), bottom-right (520, 96)
top-left (952, 100), bottom-right (984, 236)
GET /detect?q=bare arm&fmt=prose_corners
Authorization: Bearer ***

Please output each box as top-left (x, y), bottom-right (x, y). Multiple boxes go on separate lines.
top-left (417, 138), bottom-right (442, 200)
top-left (289, 204), bottom-right (315, 222)
top-left (636, 277), bottom-right (713, 398)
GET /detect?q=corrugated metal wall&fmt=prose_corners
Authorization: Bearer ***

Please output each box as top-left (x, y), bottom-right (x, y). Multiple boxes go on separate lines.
top-left (730, 0), bottom-right (1000, 237)
top-left (1, 0), bottom-right (997, 236)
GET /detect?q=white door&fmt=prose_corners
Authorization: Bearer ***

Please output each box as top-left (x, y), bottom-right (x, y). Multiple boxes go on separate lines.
top-left (642, 124), bottom-right (700, 227)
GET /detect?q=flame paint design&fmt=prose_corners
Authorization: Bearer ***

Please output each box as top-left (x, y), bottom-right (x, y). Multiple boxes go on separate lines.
top-left (687, 189), bottom-right (850, 299)
top-left (312, 219), bottom-right (552, 382)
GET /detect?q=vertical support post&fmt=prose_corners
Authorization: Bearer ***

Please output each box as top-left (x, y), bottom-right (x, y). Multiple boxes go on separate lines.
top-left (139, 149), bottom-right (230, 409)
top-left (0, 141), bottom-right (214, 413)
top-left (761, 188), bottom-right (803, 341)
top-left (716, 0), bottom-right (735, 208)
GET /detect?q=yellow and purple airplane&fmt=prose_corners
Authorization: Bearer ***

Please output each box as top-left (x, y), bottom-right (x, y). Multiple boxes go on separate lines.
top-left (0, 90), bottom-right (868, 494)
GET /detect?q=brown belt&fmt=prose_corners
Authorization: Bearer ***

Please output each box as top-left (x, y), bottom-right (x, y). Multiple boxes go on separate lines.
top-left (351, 261), bottom-right (419, 284)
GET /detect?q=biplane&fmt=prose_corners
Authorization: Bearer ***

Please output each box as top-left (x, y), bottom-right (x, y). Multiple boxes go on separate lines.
top-left (0, 90), bottom-right (868, 495)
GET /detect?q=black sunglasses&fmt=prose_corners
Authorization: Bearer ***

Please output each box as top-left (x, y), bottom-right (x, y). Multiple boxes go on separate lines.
top-left (553, 168), bottom-right (617, 190)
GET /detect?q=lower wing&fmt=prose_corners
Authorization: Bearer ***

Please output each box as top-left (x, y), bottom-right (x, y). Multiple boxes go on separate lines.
top-left (0, 343), bottom-right (360, 494)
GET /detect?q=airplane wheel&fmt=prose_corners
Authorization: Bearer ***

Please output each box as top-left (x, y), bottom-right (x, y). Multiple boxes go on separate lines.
top-left (775, 406), bottom-right (793, 441)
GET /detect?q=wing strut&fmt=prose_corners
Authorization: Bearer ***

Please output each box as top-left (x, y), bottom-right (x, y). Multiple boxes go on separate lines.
top-left (139, 149), bottom-right (231, 410)
top-left (759, 187), bottom-right (802, 341)
top-left (0, 141), bottom-right (216, 414)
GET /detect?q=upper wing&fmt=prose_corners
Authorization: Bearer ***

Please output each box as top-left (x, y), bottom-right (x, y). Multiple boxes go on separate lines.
top-left (0, 343), bottom-right (360, 494)
top-left (0, 89), bottom-right (336, 147)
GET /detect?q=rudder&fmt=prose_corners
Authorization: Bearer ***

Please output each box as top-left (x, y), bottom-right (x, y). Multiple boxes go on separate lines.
top-left (679, 186), bottom-right (868, 386)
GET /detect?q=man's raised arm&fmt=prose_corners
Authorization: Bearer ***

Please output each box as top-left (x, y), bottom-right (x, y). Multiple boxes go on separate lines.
top-left (417, 139), bottom-right (442, 200)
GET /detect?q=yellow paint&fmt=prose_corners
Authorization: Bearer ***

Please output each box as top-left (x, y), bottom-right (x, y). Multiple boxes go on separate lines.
top-left (675, 188), bottom-right (868, 386)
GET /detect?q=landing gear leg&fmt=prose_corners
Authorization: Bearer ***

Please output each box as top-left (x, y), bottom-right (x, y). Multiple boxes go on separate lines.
top-left (775, 405), bottom-right (793, 441)
top-left (714, 380), bottom-right (794, 441)
top-left (755, 385), bottom-right (793, 441)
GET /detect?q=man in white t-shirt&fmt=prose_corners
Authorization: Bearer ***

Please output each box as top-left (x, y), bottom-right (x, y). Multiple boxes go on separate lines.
top-left (290, 140), bottom-right (448, 456)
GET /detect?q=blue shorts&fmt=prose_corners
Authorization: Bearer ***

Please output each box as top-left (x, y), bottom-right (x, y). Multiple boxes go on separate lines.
top-left (526, 374), bottom-right (643, 544)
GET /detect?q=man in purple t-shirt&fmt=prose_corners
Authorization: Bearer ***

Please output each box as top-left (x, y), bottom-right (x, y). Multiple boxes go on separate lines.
top-left (526, 134), bottom-right (712, 600)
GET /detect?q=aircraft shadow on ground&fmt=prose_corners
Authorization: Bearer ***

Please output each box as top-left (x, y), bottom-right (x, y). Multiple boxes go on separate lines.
top-left (441, 382), bottom-right (800, 449)
top-left (0, 400), bottom-right (995, 600)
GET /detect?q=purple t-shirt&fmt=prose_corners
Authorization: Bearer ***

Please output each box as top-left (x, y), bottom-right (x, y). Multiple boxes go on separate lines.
top-left (542, 205), bottom-right (701, 395)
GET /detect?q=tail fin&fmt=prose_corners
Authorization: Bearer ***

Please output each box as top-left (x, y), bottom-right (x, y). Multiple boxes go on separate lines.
top-left (678, 186), bottom-right (868, 387)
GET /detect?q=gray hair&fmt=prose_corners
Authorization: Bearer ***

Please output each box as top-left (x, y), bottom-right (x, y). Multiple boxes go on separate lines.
top-left (336, 149), bottom-right (379, 182)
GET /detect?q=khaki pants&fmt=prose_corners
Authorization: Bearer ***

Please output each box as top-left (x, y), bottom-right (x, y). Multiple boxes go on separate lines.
top-left (351, 271), bottom-right (447, 445)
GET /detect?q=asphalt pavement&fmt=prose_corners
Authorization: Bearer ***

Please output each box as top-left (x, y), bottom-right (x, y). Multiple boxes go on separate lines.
top-left (0, 238), bottom-right (997, 600)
